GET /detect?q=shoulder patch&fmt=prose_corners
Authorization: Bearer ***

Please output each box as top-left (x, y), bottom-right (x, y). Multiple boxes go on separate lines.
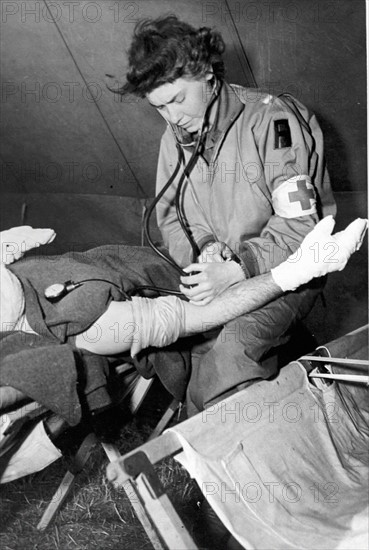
top-left (272, 176), bottom-right (317, 218)
top-left (274, 119), bottom-right (292, 149)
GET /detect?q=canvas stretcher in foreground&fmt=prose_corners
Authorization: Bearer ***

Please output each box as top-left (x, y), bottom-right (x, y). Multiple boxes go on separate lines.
top-left (108, 325), bottom-right (369, 550)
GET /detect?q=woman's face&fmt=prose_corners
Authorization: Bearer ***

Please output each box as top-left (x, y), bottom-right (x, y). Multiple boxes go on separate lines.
top-left (0, 265), bottom-right (25, 330)
top-left (146, 75), bottom-right (214, 134)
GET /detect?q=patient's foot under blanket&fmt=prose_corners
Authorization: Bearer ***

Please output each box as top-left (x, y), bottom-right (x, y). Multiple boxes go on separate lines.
top-left (1, 246), bottom-right (189, 424)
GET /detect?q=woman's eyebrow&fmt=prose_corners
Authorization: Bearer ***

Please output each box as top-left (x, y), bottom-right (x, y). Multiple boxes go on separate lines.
top-left (148, 91), bottom-right (182, 108)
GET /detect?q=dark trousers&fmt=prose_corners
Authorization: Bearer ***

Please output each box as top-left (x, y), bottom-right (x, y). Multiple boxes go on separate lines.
top-left (186, 278), bottom-right (324, 415)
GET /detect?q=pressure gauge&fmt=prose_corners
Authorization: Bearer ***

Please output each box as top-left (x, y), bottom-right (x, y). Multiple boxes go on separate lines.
top-left (44, 282), bottom-right (69, 301)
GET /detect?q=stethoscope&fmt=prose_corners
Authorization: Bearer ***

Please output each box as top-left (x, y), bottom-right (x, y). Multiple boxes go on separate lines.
top-left (44, 79), bottom-right (220, 303)
top-left (143, 77), bottom-right (221, 274)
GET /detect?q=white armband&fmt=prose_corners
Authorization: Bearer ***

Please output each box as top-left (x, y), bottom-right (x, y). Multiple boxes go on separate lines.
top-left (272, 175), bottom-right (317, 218)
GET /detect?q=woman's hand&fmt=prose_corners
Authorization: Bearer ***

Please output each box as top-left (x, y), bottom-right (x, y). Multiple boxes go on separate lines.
top-left (198, 241), bottom-right (235, 263)
top-left (180, 260), bottom-right (245, 305)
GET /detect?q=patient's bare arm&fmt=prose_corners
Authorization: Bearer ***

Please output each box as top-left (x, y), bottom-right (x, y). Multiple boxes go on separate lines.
top-left (75, 272), bottom-right (278, 355)
top-left (75, 216), bottom-right (367, 356)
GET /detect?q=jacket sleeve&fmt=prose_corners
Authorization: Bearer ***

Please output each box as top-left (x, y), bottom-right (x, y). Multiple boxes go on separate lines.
top-left (238, 96), bottom-right (336, 277)
top-left (156, 129), bottom-right (215, 267)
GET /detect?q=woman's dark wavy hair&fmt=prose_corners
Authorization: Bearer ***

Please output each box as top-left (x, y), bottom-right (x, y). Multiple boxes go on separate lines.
top-left (118, 15), bottom-right (225, 97)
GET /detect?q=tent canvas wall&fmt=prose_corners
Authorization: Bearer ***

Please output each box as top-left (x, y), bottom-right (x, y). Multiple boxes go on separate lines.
top-left (0, 0), bottom-right (367, 339)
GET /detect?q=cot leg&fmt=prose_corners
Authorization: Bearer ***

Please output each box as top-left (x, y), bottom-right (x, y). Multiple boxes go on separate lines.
top-left (37, 432), bottom-right (97, 531)
top-left (125, 451), bottom-right (197, 550)
top-left (102, 442), bottom-right (165, 549)
top-left (100, 399), bottom-right (180, 549)
top-left (149, 398), bottom-right (180, 441)
top-left (124, 479), bottom-right (166, 550)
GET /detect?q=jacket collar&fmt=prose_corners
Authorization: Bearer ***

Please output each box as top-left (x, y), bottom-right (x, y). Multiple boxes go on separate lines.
top-left (170, 81), bottom-right (245, 164)
top-left (203, 81), bottom-right (244, 157)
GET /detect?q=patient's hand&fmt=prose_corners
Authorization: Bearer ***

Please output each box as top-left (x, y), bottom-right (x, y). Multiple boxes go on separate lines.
top-left (271, 216), bottom-right (368, 292)
top-left (0, 226), bottom-right (56, 264)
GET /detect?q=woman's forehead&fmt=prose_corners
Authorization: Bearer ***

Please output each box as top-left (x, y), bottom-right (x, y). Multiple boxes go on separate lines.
top-left (147, 77), bottom-right (205, 106)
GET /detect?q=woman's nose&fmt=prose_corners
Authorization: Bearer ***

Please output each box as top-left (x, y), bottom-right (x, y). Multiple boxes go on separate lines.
top-left (166, 105), bottom-right (183, 125)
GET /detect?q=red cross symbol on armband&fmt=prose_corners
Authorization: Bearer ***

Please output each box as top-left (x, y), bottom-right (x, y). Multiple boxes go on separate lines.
top-left (288, 179), bottom-right (315, 210)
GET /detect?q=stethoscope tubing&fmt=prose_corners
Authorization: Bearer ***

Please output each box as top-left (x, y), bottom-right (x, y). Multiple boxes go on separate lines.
top-left (45, 81), bottom-right (219, 302)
